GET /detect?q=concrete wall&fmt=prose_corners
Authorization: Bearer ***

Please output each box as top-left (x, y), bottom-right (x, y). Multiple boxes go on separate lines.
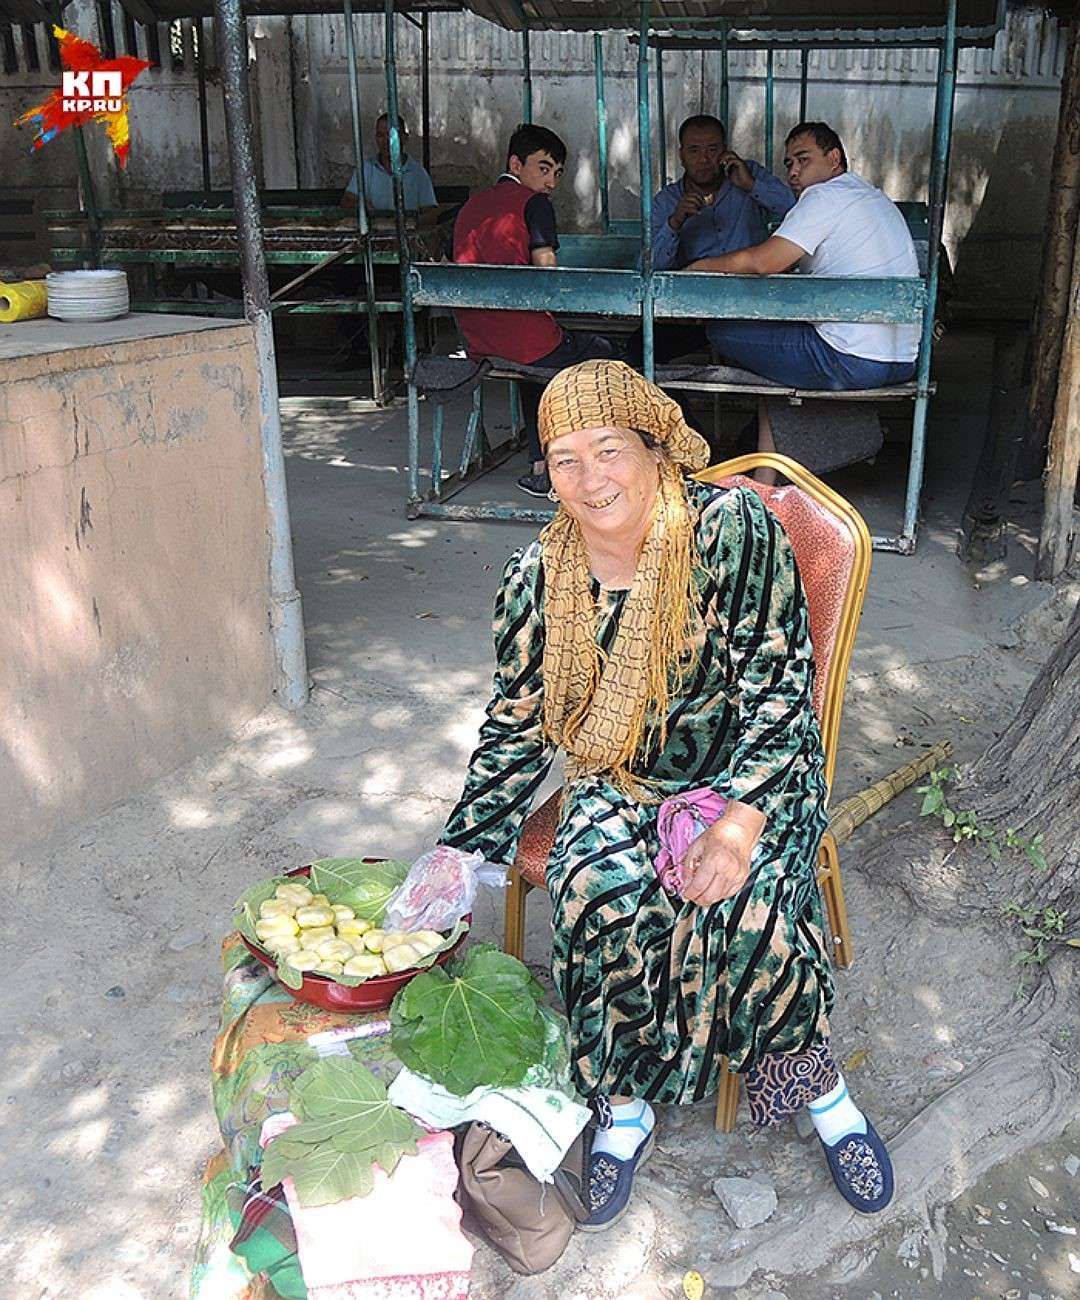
top-left (0, 318), bottom-right (276, 851)
top-left (0, 3), bottom-right (1070, 313)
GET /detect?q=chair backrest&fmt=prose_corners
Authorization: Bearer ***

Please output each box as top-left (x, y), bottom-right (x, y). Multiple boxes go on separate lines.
top-left (695, 453), bottom-right (871, 795)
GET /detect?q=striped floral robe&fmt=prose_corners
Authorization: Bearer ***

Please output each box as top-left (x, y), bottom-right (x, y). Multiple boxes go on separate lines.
top-left (440, 480), bottom-right (834, 1106)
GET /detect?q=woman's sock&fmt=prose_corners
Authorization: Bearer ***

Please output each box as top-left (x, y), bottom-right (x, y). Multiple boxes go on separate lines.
top-left (806, 1073), bottom-right (867, 1146)
top-left (592, 1097), bottom-right (655, 1161)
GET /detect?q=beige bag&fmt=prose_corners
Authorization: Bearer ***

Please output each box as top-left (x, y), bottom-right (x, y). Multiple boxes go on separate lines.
top-left (453, 1121), bottom-right (593, 1275)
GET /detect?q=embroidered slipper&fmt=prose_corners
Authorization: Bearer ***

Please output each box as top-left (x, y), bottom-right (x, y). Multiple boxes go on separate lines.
top-left (820, 1119), bottom-right (894, 1214)
top-left (578, 1129), bottom-right (655, 1233)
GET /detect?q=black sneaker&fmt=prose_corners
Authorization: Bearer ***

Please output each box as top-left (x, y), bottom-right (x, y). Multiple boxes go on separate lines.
top-left (517, 471), bottom-right (552, 498)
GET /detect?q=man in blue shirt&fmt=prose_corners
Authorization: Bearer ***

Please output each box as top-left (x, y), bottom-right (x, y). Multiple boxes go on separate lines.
top-left (634, 114), bottom-right (794, 363)
top-left (342, 113), bottom-right (437, 213)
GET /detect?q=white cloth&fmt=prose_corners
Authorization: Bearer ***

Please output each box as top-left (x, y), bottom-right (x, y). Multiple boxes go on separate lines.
top-left (388, 1066), bottom-right (591, 1184)
top-left (774, 172), bottom-right (920, 363)
top-left (260, 1113), bottom-right (474, 1295)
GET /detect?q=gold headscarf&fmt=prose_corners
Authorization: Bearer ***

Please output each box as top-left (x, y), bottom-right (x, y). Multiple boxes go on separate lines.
top-left (537, 360), bottom-right (711, 798)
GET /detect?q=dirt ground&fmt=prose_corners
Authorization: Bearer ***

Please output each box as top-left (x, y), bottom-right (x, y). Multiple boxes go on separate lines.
top-left (2, 329), bottom-right (1078, 1300)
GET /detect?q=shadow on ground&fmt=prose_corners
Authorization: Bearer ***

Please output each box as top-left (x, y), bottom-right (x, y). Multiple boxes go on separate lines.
top-left (1, 329), bottom-right (1077, 1299)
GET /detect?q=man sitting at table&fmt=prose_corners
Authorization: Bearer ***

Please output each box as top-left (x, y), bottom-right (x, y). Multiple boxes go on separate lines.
top-left (639, 113), bottom-right (795, 363)
top-left (688, 120), bottom-right (919, 392)
top-left (342, 112), bottom-right (437, 213)
top-left (453, 122), bottom-right (623, 497)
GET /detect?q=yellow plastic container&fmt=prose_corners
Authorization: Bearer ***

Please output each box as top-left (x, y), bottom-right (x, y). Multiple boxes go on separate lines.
top-left (0, 280), bottom-right (48, 323)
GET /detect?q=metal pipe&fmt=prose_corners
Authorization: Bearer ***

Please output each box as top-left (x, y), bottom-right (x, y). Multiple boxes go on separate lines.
top-left (420, 501), bottom-right (553, 525)
top-left (509, 378), bottom-right (522, 435)
top-left (421, 12), bottom-right (431, 173)
top-left (460, 387), bottom-right (483, 476)
top-left (212, 0), bottom-right (308, 706)
top-left (719, 21), bottom-right (729, 136)
top-left (67, 1), bottom-right (101, 260)
top-left (765, 48), bottom-right (774, 172)
top-left (342, 0), bottom-right (384, 406)
top-left (196, 17), bottom-right (211, 192)
top-left (72, 125), bottom-right (102, 266)
top-left (799, 47), bottom-right (809, 120)
top-left (431, 401), bottom-right (444, 496)
top-left (594, 33), bottom-right (609, 233)
top-left (655, 45), bottom-right (667, 185)
top-left (902, 0), bottom-right (959, 552)
top-left (287, 16), bottom-right (302, 188)
top-left (522, 21), bottom-right (532, 122)
top-left (637, 0), bottom-right (654, 379)
top-left (385, 0), bottom-right (421, 496)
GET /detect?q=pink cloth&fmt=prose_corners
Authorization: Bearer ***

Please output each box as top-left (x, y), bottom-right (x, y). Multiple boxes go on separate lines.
top-left (259, 1114), bottom-right (473, 1300)
top-left (654, 787), bottom-right (728, 895)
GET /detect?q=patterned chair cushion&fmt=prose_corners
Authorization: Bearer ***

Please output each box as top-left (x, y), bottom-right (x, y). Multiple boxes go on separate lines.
top-left (514, 788), bottom-right (563, 888)
top-left (718, 473), bottom-right (856, 725)
top-left (510, 475), bottom-right (857, 886)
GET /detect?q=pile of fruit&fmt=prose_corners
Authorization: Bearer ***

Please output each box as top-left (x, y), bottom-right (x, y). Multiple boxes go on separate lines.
top-left (254, 880), bottom-right (448, 980)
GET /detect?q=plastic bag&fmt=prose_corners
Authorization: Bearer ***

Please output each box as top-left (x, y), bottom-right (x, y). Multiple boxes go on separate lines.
top-left (654, 787), bottom-right (728, 895)
top-left (384, 846), bottom-right (508, 933)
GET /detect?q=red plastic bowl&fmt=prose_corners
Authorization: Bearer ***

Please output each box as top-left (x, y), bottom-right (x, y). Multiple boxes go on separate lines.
top-left (240, 860), bottom-right (469, 1012)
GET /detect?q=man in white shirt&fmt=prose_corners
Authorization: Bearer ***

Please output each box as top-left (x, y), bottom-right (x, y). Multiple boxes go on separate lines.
top-left (342, 113), bottom-right (437, 213)
top-left (688, 121), bottom-right (919, 392)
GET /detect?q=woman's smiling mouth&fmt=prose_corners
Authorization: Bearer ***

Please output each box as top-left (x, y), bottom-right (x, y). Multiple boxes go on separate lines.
top-left (586, 492), bottom-right (620, 510)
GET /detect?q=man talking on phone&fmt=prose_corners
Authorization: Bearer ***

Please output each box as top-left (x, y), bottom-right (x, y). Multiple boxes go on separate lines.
top-left (634, 114), bottom-right (794, 363)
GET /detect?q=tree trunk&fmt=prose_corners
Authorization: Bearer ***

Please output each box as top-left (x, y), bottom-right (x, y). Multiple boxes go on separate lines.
top-left (1037, 231), bottom-right (1080, 578)
top-left (861, 598), bottom-right (1080, 931)
top-left (1023, 17), bottom-right (1080, 480)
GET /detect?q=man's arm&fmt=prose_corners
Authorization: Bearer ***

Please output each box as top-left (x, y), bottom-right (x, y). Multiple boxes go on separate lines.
top-left (418, 166), bottom-right (438, 209)
top-left (746, 160), bottom-right (796, 219)
top-left (687, 235), bottom-right (804, 276)
top-left (651, 186), bottom-right (681, 272)
top-left (524, 193), bottom-right (559, 268)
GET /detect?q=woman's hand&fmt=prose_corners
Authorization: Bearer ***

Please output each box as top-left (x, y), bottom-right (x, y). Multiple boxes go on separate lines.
top-left (680, 801), bottom-right (766, 906)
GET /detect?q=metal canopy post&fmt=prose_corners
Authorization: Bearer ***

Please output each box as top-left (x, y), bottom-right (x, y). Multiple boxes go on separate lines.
top-left (195, 17), bottom-right (211, 192)
top-left (799, 46), bottom-right (809, 119)
top-left (765, 48), bottom-right (774, 172)
top-left (637, 0), bottom-right (654, 379)
top-left (342, 0), bottom-right (384, 405)
top-left (212, 0), bottom-right (308, 707)
top-left (595, 32), bottom-right (610, 233)
top-left (385, 0), bottom-right (421, 502)
top-left (72, 125), bottom-right (102, 266)
top-left (421, 12), bottom-right (431, 173)
top-left (719, 21), bottom-right (729, 136)
top-left (66, 0), bottom-right (102, 268)
top-left (655, 44), bottom-right (667, 184)
top-left (522, 20), bottom-right (532, 122)
top-left (898, 0), bottom-right (959, 553)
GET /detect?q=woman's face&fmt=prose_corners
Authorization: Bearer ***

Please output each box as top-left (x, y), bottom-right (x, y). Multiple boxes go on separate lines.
top-left (547, 426), bottom-right (661, 544)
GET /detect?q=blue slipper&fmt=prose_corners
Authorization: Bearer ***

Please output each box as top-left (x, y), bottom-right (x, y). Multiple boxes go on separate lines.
top-left (579, 1129), bottom-right (655, 1232)
top-left (820, 1119), bottom-right (894, 1214)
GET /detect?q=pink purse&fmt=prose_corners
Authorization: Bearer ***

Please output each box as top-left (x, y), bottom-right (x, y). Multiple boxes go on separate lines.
top-left (654, 788), bottom-right (728, 895)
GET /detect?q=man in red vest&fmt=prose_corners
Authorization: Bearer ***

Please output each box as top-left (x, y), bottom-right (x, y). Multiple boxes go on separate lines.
top-left (453, 124), bottom-right (623, 497)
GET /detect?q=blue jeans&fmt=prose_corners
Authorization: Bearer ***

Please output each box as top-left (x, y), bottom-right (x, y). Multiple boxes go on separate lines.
top-left (705, 319), bottom-right (915, 390)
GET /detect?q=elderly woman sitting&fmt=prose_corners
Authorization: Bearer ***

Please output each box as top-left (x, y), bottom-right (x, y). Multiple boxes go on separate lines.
top-left (439, 360), bottom-right (893, 1227)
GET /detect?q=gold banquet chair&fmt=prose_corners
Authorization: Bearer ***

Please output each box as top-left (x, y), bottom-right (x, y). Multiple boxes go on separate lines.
top-left (503, 453), bottom-right (872, 1132)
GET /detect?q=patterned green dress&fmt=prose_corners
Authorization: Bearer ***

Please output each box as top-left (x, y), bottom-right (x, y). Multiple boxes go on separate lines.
top-left (441, 480), bottom-right (834, 1107)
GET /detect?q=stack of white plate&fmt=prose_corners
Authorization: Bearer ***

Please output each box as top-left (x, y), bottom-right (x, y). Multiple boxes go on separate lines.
top-left (46, 270), bottom-right (130, 323)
